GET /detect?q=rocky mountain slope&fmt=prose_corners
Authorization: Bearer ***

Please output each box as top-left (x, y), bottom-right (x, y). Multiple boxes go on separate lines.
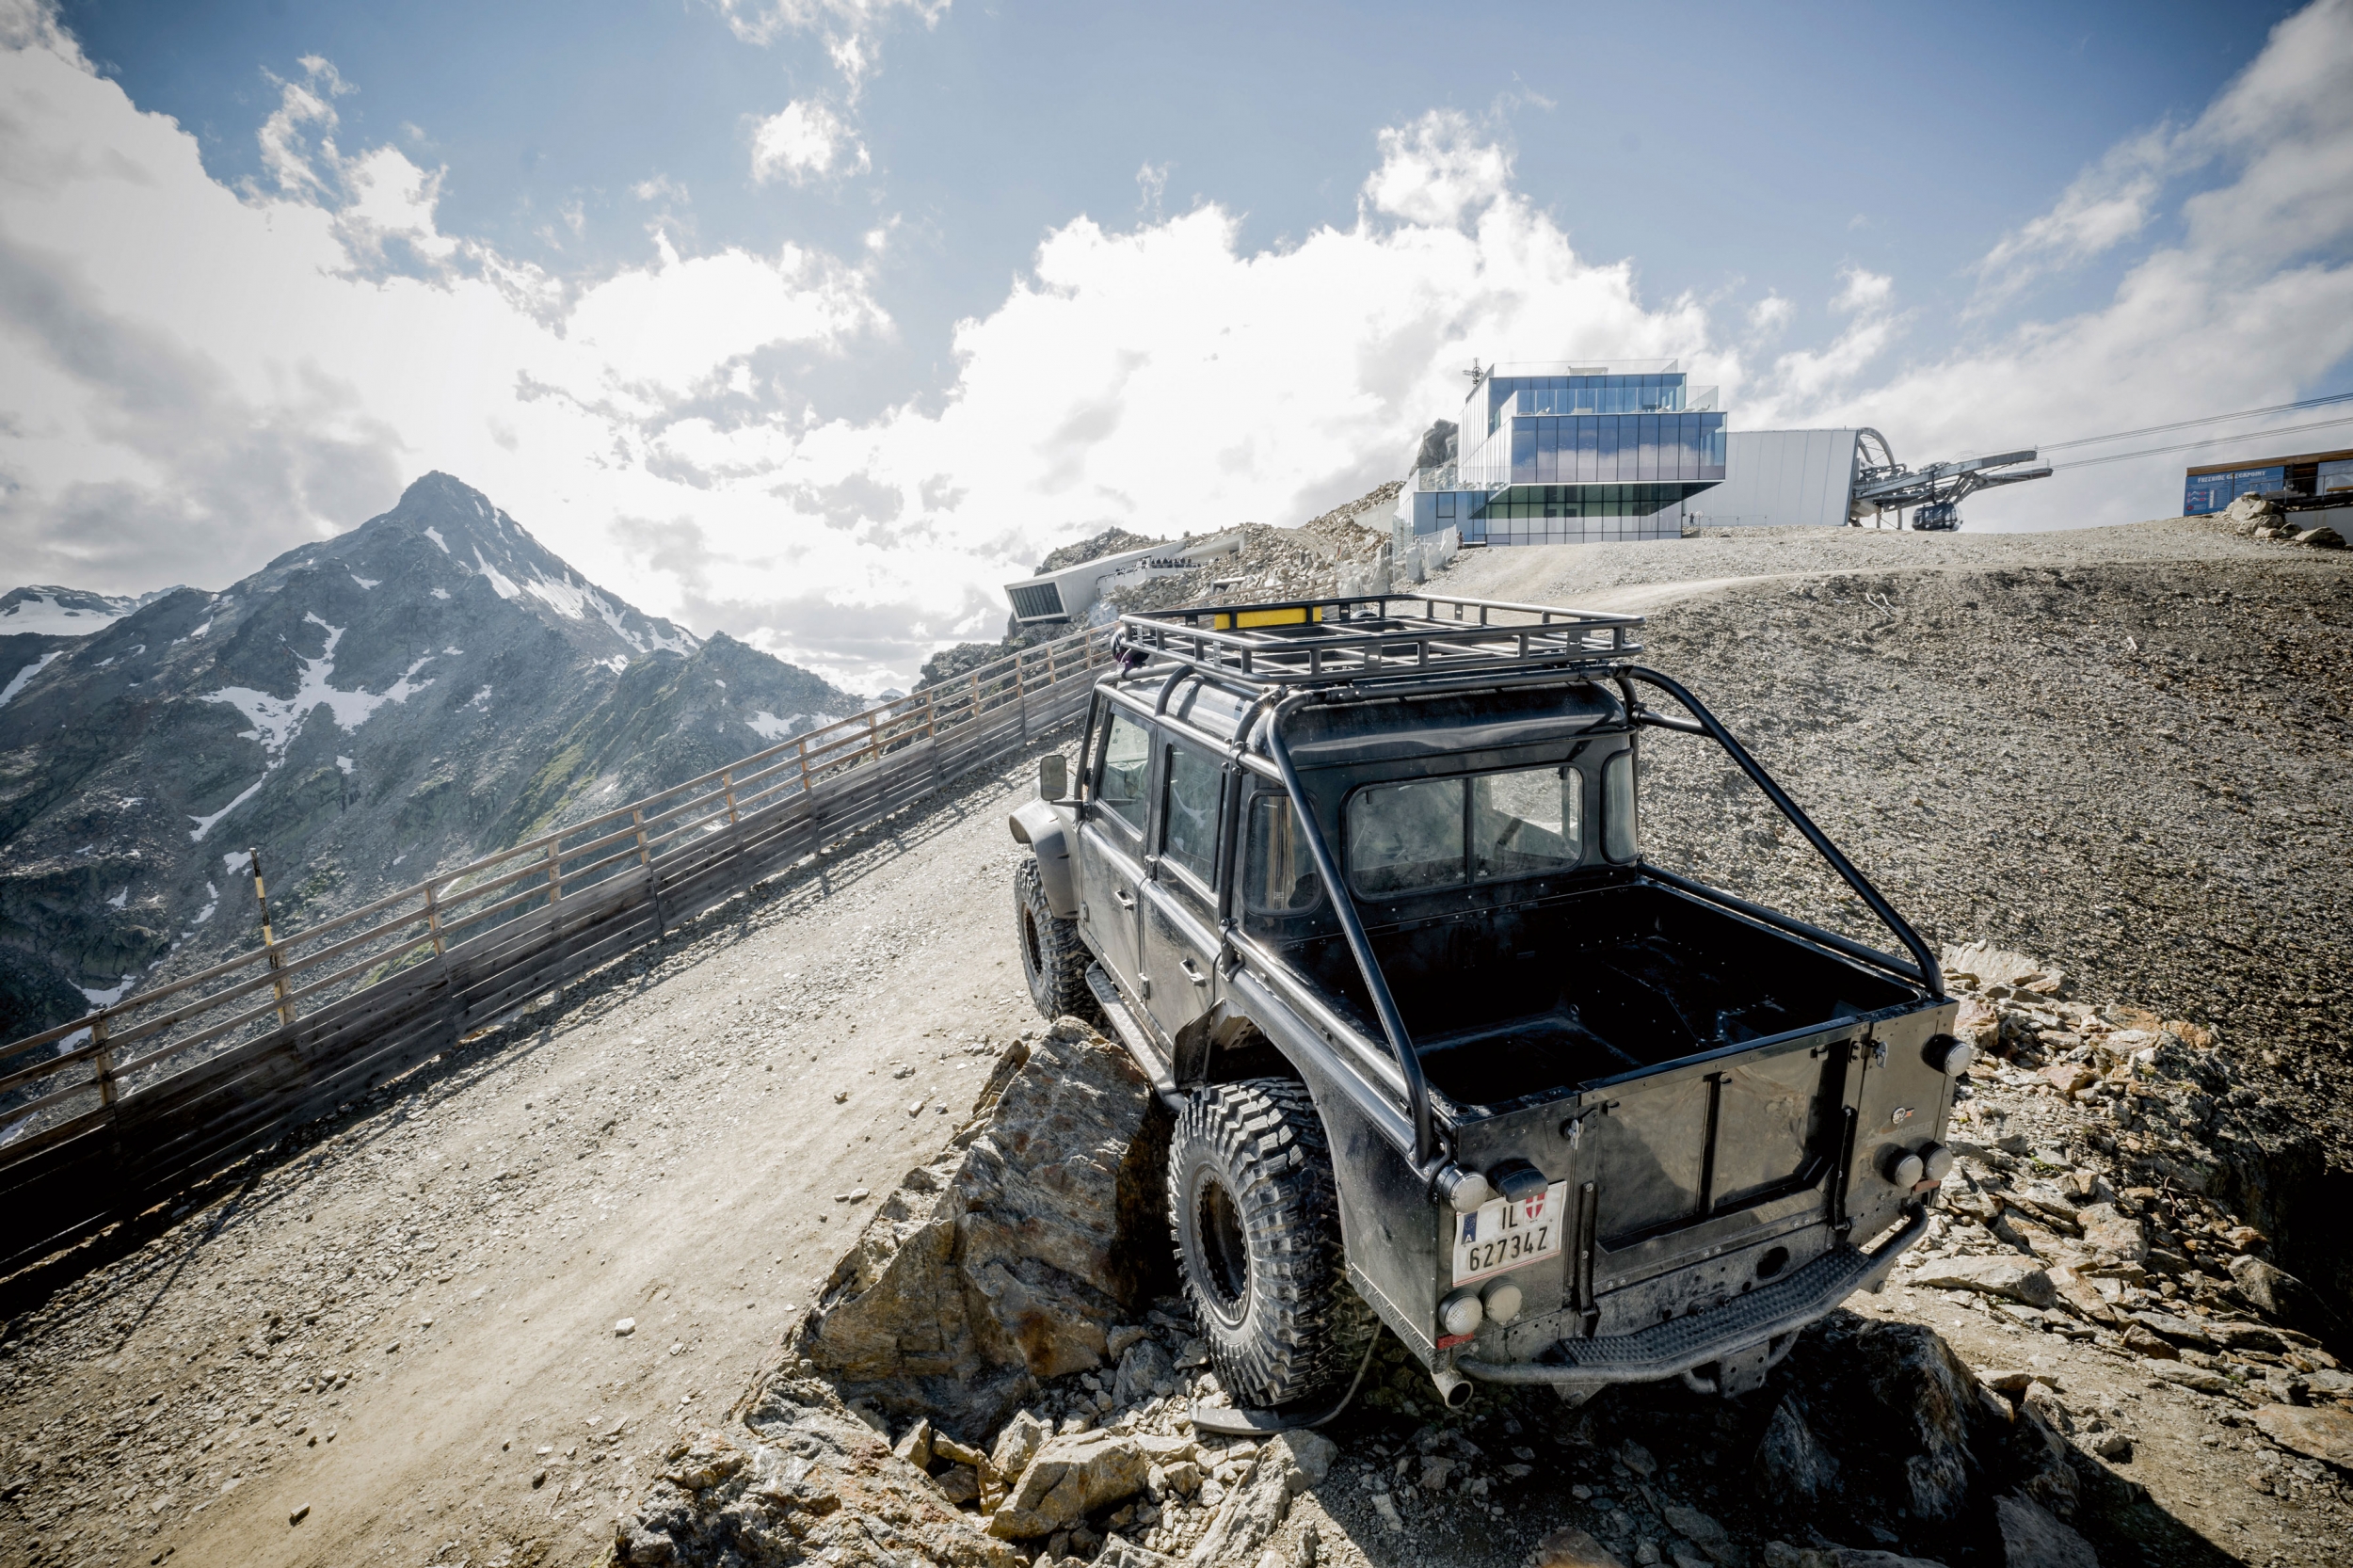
top-left (0, 472), bottom-right (855, 1041)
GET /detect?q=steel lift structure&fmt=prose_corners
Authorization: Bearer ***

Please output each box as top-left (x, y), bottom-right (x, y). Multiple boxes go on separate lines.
top-left (1847, 428), bottom-right (2052, 531)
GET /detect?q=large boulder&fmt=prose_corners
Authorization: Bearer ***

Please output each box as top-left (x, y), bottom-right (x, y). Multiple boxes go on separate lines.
top-left (780, 1016), bottom-right (1168, 1438)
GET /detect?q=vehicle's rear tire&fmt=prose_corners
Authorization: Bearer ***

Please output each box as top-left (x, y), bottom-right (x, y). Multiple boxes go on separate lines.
top-left (1016, 857), bottom-right (1095, 1020)
top-left (1169, 1078), bottom-right (1372, 1408)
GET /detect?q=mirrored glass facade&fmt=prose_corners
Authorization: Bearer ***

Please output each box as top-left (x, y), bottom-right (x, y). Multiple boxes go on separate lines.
top-left (1408, 362), bottom-right (1728, 545)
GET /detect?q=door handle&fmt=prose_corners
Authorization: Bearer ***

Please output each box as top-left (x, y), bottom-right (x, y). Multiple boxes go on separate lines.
top-left (1112, 888), bottom-right (1136, 909)
top-left (1180, 957), bottom-right (1210, 987)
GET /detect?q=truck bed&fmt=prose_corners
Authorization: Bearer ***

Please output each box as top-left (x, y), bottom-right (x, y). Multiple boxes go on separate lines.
top-left (1291, 879), bottom-right (1913, 1112)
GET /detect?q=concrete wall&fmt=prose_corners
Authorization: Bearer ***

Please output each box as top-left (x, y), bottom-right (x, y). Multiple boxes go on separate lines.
top-left (1683, 429), bottom-right (1860, 528)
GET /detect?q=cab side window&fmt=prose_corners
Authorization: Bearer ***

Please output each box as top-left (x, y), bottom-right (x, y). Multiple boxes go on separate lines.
top-left (1096, 712), bottom-right (1150, 835)
top-left (1160, 744), bottom-right (1221, 886)
top-left (1244, 792), bottom-right (1322, 914)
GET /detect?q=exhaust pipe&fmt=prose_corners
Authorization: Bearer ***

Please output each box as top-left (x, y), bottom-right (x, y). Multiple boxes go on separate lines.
top-left (1430, 1367), bottom-right (1473, 1410)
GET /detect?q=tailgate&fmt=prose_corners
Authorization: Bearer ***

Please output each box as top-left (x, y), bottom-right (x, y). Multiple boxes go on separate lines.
top-left (1580, 1030), bottom-right (1847, 1255)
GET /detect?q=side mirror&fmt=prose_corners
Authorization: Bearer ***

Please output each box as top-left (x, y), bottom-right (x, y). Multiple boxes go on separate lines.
top-left (1038, 754), bottom-right (1068, 801)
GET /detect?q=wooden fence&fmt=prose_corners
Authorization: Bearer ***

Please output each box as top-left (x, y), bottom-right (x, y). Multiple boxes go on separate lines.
top-left (0, 624), bottom-right (1113, 1276)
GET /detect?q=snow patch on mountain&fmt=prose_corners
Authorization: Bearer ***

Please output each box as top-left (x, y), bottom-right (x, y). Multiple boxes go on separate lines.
top-left (188, 617), bottom-right (441, 841)
top-left (746, 710), bottom-right (834, 741)
top-left (424, 527), bottom-right (450, 553)
top-left (472, 547), bottom-right (522, 600)
top-left (187, 774), bottom-right (268, 843)
top-left (0, 591), bottom-right (122, 635)
top-left (351, 573), bottom-right (380, 589)
top-left (1, 650), bottom-right (63, 709)
top-left (200, 616), bottom-right (432, 759)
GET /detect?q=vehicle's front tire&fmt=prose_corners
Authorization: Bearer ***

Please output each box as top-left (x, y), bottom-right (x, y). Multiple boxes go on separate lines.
top-left (1015, 857), bottom-right (1094, 1020)
top-left (1169, 1078), bottom-right (1370, 1408)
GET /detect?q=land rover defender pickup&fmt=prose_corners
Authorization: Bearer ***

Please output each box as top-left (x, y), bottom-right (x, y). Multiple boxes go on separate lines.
top-left (1007, 593), bottom-right (1966, 1420)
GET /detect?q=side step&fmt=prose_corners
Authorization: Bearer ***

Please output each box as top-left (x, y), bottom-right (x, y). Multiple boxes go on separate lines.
top-left (1083, 963), bottom-right (1183, 1110)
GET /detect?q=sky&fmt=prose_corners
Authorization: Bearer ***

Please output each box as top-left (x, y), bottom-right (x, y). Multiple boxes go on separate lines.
top-left (3, 0), bottom-right (2350, 687)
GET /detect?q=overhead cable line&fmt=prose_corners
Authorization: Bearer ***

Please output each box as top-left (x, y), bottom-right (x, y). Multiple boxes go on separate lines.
top-left (2040, 390), bottom-right (2353, 452)
top-left (2047, 413), bottom-right (2353, 471)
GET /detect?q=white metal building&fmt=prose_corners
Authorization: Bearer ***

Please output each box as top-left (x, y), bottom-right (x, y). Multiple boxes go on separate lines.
top-left (1679, 429), bottom-right (1862, 529)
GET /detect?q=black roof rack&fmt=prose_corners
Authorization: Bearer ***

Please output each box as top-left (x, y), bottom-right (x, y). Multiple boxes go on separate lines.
top-left (1117, 592), bottom-right (1642, 693)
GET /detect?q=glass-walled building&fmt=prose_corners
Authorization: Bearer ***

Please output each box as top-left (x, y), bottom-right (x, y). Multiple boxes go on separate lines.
top-left (2183, 447), bottom-right (2353, 514)
top-left (1406, 360), bottom-right (1728, 545)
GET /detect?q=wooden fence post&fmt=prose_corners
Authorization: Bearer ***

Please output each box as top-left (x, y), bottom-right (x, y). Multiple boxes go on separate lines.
top-left (796, 735), bottom-right (813, 795)
top-left (542, 841), bottom-right (562, 908)
top-left (721, 770), bottom-right (740, 827)
top-left (424, 883), bottom-right (446, 957)
top-left (91, 1009), bottom-right (116, 1116)
top-left (248, 847), bottom-right (296, 1031)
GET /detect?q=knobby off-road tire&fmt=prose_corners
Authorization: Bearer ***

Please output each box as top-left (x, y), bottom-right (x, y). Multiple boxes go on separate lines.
top-left (1169, 1078), bottom-right (1373, 1409)
top-left (1015, 857), bottom-right (1095, 1020)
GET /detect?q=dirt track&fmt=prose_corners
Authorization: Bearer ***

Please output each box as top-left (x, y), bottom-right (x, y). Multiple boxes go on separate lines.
top-left (4, 514), bottom-right (2349, 1568)
top-left (0, 747), bottom-right (1064, 1568)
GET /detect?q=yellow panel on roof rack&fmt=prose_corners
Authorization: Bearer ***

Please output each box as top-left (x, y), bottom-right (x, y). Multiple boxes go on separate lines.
top-left (1213, 605), bottom-right (1321, 630)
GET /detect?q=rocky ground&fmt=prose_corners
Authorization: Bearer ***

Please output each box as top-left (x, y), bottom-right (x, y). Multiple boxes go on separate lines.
top-left (4, 510), bottom-right (2349, 1568)
top-left (616, 948), bottom-right (2350, 1568)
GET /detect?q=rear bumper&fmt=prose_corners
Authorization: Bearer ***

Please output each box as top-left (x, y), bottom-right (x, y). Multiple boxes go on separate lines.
top-left (1453, 1207), bottom-right (1930, 1389)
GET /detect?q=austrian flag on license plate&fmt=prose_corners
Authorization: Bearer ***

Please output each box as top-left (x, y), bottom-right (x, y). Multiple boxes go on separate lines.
top-left (1452, 1181), bottom-right (1571, 1285)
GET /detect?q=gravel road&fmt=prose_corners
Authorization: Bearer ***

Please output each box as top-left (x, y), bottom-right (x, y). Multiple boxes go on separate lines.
top-left (5, 511), bottom-right (2347, 1568)
top-left (0, 746), bottom-right (1068, 1568)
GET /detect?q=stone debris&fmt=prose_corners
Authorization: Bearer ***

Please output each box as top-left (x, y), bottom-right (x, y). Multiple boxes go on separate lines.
top-left (605, 940), bottom-right (2352, 1568)
top-left (614, 1400), bottom-right (1026, 1568)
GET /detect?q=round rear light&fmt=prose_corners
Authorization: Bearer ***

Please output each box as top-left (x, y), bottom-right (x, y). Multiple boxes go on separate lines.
top-left (1439, 1289), bottom-right (1484, 1337)
top-left (1881, 1147), bottom-right (1925, 1188)
top-left (1928, 1036), bottom-right (1976, 1076)
top-left (1922, 1143), bottom-right (1956, 1182)
top-left (1482, 1280), bottom-right (1524, 1324)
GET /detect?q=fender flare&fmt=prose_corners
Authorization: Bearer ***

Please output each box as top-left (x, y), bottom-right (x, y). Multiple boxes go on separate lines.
top-left (1008, 799), bottom-right (1080, 918)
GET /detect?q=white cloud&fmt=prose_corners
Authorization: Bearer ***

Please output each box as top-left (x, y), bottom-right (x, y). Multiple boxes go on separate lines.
top-left (706, 0), bottom-right (948, 97)
top-left (1972, 127), bottom-right (2170, 306)
top-left (749, 100), bottom-right (870, 185)
top-left (4, 1), bottom-right (2353, 687)
top-left (1361, 109), bottom-right (1514, 229)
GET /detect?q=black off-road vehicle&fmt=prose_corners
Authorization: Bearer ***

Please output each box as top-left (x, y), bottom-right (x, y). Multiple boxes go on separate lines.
top-left (1008, 593), bottom-right (1965, 1423)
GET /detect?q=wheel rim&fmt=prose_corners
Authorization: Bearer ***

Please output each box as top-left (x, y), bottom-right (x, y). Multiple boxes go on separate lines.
top-left (1193, 1172), bottom-right (1251, 1326)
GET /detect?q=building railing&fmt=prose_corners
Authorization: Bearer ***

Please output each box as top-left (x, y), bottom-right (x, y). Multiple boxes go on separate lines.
top-left (0, 621), bottom-right (1116, 1276)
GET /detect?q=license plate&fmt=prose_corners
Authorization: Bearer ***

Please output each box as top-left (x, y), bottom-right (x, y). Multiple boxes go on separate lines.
top-left (1451, 1181), bottom-right (1571, 1286)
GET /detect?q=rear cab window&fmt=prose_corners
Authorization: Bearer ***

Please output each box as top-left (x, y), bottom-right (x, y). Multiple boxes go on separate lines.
top-left (1345, 761), bottom-right (1598, 896)
top-left (1244, 792), bottom-right (1322, 915)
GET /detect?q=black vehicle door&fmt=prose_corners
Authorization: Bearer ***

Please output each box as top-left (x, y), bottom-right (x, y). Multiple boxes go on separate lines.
top-left (1075, 699), bottom-right (1150, 999)
top-left (1140, 734), bottom-right (1225, 1043)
